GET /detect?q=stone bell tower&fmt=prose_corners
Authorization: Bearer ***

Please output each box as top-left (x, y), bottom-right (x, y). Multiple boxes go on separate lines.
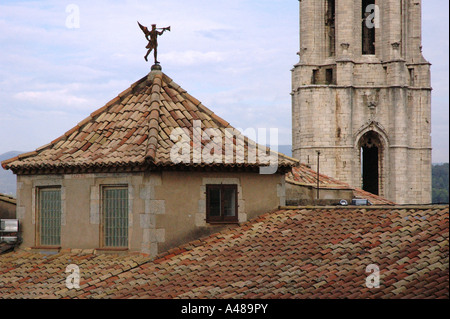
top-left (291, 0), bottom-right (432, 204)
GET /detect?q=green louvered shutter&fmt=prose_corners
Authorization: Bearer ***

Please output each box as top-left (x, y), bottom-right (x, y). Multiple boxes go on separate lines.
top-left (38, 188), bottom-right (61, 246)
top-left (102, 187), bottom-right (128, 247)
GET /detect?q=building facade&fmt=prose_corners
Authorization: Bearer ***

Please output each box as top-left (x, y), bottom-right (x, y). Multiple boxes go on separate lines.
top-left (2, 69), bottom-right (293, 256)
top-left (291, 0), bottom-right (432, 204)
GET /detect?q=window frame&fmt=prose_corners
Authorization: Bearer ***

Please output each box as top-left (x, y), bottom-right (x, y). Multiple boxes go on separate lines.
top-left (100, 185), bottom-right (129, 248)
top-left (206, 184), bottom-right (238, 223)
top-left (36, 186), bottom-right (62, 247)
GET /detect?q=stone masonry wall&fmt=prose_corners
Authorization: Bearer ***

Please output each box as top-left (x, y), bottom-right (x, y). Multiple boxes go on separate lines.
top-left (292, 0), bottom-right (432, 204)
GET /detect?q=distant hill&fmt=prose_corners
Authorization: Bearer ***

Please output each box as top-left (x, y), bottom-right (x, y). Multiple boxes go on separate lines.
top-left (0, 151), bottom-right (22, 196)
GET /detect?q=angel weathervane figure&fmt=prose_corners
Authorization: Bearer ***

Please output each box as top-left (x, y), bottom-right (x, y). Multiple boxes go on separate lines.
top-left (138, 21), bottom-right (170, 65)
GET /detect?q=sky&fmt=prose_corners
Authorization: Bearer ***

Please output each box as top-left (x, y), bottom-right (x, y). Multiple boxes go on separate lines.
top-left (0, 0), bottom-right (448, 163)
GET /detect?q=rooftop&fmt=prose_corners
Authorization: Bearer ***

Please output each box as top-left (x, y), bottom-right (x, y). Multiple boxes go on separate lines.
top-left (1, 70), bottom-right (296, 174)
top-left (286, 164), bottom-right (396, 205)
top-left (0, 205), bottom-right (447, 299)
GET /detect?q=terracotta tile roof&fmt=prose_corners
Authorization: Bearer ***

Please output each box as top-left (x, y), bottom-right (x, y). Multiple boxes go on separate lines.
top-left (1, 71), bottom-right (296, 173)
top-left (286, 164), bottom-right (396, 205)
top-left (1, 205), bottom-right (447, 299)
top-left (0, 250), bottom-right (150, 298)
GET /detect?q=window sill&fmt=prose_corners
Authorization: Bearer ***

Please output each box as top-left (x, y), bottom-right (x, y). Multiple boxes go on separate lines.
top-left (95, 247), bottom-right (129, 251)
top-left (206, 221), bottom-right (240, 225)
top-left (31, 246), bottom-right (61, 251)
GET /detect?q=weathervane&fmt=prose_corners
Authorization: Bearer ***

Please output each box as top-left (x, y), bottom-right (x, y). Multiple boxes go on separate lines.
top-left (138, 21), bottom-right (170, 65)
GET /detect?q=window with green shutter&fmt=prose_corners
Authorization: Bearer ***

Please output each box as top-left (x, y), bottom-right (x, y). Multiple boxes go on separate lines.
top-left (102, 186), bottom-right (129, 248)
top-left (37, 187), bottom-right (61, 246)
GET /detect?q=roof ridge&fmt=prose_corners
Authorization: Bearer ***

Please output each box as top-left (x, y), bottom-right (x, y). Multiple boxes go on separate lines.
top-left (144, 71), bottom-right (164, 161)
top-left (162, 74), bottom-right (231, 129)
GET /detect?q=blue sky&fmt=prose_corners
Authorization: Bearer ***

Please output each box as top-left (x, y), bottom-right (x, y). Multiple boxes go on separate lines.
top-left (0, 0), bottom-right (448, 163)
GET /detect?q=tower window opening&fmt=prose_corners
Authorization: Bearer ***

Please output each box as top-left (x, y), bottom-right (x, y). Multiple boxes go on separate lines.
top-left (312, 69), bottom-right (319, 84)
top-left (359, 131), bottom-right (382, 196)
top-left (326, 68), bottom-right (334, 85)
top-left (326, 0), bottom-right (336, 57)
top-left (362, 0), bottom-right (376, 55)
top-left (409, 68), bottom-right (415, 86)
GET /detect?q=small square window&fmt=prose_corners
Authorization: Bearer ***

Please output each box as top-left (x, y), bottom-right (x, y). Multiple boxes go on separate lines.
top-left (206, 185), bottom-right (238, 223)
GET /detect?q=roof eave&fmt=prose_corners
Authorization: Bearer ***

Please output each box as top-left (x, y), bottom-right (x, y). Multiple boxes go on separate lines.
top-left (9, 161), bottom-right (295, 175)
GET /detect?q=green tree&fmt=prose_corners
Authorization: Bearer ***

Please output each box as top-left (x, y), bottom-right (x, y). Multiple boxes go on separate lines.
top-left (432, 163), bottom-right (449, 204)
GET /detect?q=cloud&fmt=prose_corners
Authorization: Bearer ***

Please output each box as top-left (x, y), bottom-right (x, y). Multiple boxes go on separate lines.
top-left (161, 50), bottom-right (226, 66)
top-left (0, 0), bottom-right (447, 163)
top-left (14, 89), bottom-right (91, 111)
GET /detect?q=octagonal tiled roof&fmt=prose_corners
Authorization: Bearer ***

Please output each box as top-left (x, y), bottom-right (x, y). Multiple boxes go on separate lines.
top-left (2, 70), bottom-right (296, 174)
